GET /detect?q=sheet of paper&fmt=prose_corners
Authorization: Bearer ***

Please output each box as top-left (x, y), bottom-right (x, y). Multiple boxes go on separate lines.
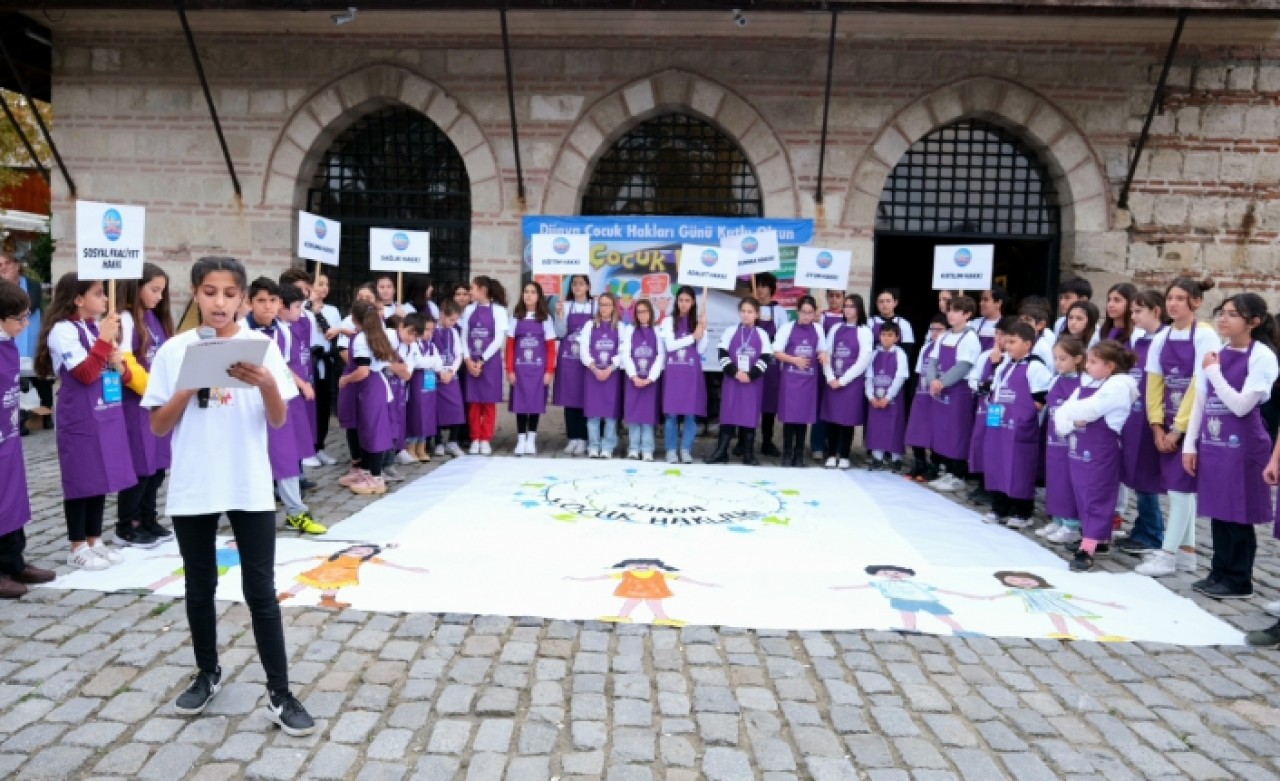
top-left (174, 338), bottom-right (270, 391)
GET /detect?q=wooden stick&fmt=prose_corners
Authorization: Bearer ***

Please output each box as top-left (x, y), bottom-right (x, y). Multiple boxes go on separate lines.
top-left (314, 261), bottom-right (321, 286)
top-left (108, 279), bottom-right (116, 315)
top-left (397, 272), bottom-right (404, 304)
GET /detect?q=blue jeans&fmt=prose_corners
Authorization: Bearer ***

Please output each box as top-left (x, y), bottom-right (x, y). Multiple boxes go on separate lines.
top-left (664, 414), bottom-right (697, 453)
top-left (1129, 491), bottom-right (1165, 548)
top-left (587, 418), bottom-right (618, 454)
top-left (810, 420), bottom-right (828, 454)
top-left (628, 424), bottom-right (655, 455)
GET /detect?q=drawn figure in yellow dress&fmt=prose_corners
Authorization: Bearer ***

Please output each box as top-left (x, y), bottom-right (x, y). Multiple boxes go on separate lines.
top-left (988, 571), bottom-right (1127, 642)
top-left (277, 544), bottom-right (428, 610)
top-left (565, 558), bottom-right (719, 627)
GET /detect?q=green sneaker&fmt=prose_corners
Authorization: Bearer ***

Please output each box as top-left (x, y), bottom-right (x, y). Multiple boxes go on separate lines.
top-left (1245, 620), bottom-right (1280, 648)
top-left (286, 512), bottom-right (327, 535)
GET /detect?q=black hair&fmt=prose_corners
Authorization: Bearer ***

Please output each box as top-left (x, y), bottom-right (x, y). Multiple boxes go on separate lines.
top-left (329, 544), bottom-right (383, 562)
top-left (755, 272), bottom-right (778, 295)
top-left (0, 280), bottom-right (30, 320)
top-left (401, 312), bottom-right (427, 336)
top-left (865, 565), bottom-right (915, 576)
top-left (249, 276), bottom-right (281, 300)
top-left (386, 314), bottom-right (405, 330)
top-left (993, 570), bottom-right (1053, 589)
top-left (1090, 339), bottom-right (1137, 374)
top-left (1017, 300), bottom-right (1051, 328)
top-left (878, 320), bottom-right (901, 338)
top-left (1006, 321), bottom-right (1036, 344)
top-left (878, 288), bottom-right (901, 302)
top-left (35, 273), bottom-right (103, 378)
top-left (279, 267), bottom-right (311, 289)
top-left (796, 295), bottom-right (818, 312)
top-left (1106, 282), bottom-right (1138, 344)
top-left (191, 256), bottom-right (248, 290)
top-left (279, 283), bottom-right (305, 308)
top-left (846, 293), bottom-right (868, 326)
top-left (949, 295), bottom-right (978, 318)
top-left (929, 312), bottom-right (948, 327)
top-left (995, 315), bottom-right (1020, 333)
top-left (1059, 278), bottom-right (1093, 301)
top-left (674, 285), bottom-right (699, 334)
top-left (1132, 290), bottom-right (1170, 325)
top-left (1067, 301), bottom-right (1100, 346)
top-left (1216, 293), bottom-right (1280, 356)
top-left (987, 285), bottom-right (1011, 314)
top-left (611, 558), bottom-right (679, 571)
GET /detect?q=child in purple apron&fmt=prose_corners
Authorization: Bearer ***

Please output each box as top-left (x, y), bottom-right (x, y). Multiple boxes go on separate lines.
top-left (580, 292), bottom-right (623, 458)
top-left (924, 297), bottom-right (981, 492)
top-left (385, 320), bottom-right (412, 466)
top-left (395, 313), bottom-right (429, 462)
top-left (967, 318), bottom-right (1009, 505)
top-left (872, 288), bottom-right (918, 350)
top-left (980, 322), bottom-right (1052, 529)
top-left (805, 289), bottom-right (846, 461)
top-left (622, 300), bottom-right (665, 461)
top-left (1184, 293), bottom-right (1279, 600)
top-left (462, 276), bottom-right (509, 455)
top-left (279, 285), bottom-right (317, 468)
top-left (821, 296), bottom-right (873, 470)
top-left (507, 282), bottom-right (557, 457)
top-left (407, 314), bottom-right (442, 458)
top-left (774, 296), bottom-right (826, 469)
top-left (36, 273), bottom-right (136, 570)
top-left (660, 286), bottom-right (708, 464)
top-left (0, 281), bottom-right (55, 596)
top-left (972, 285), bottom-right (1010, 352)
top-left (905, 314), bottom-right (947, 482)
top-left (338, 301), bottom-right (397, 496)
top-left (1117, 290), bottom-right (1168, 555)
top-left (554, 275), bottom-right (594, 457)
top-left (752, 274), bottom-right (786, 458)
top-left (707, 298), bottom-right (772, 465)
top-left (1053, 341), bottom-right (1140, 571)
top-left (114, 263), bottom-right (176, 548)
top-left (335, 287), bottom-right (377, 480)
top-left (1102, 282), bottom-right (1137, 345)
top-left (432, 302), bottom-right (467, 457)
top-left (1254, 411), bottom-right (1280, 645)
top-left (1038, 337), bottom-right (1084, 543)
top-left (864, 321), bottom-right (909, 471)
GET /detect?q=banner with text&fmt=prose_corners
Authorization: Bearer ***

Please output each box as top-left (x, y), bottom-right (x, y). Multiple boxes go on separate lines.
top-left (932, 244), bottom-right (993, 290)
top-left (76, 201), bottom-right (145, 281)
top-left (531, 233), bottom-right (591, 276)
top-left (370, 228), bottom-right (430, 273)
top-left (298, 211), bottom-right (341, 266)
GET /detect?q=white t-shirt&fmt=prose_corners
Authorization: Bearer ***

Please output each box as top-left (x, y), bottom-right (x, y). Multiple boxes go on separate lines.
top-left (1032, 330), bottom-right (1057, 368)
top-left (1054, 374), bottom-right (1138, 436)
top-left (141, 326), bottom-right (298, 516)
top-left (460, 303), bottom-right (511, 362)
top-left (928, 329), bottom-right (982, 366)
top-left (353, 330), bottom-right (396, 402)
top-left (556, 300), bottom-right (597, 338)
top-left (381, 302), bottom-right (416, 320)
top-left (336, 315), bottom-right (355, 351)
top-left (870, 316), bottom-right (916, 345)
top-left (970, 316), bottom-right (999, 342)
top-left (992, 356), bottom-right (1055, 398)
top-left (48, 320), bottom-right (99, 374)
top-left (507, 313), bottom-right (557, 341)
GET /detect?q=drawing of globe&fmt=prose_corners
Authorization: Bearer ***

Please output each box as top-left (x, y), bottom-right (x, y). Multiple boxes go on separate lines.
top-left (544, 474), bottom-right (781, 527)
top-left (741, 236), bottom-right (758, 254)
top-left (954, 248), bottom-right (972, 267)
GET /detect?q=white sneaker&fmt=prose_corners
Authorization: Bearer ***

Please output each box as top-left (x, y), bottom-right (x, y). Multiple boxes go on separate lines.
top-left (982, 512), bottom-right (1003, 525)
top-left (680, 451), bottom-right (694, 464)
top-left (383, 466), bottom-right (405, 483)
top-left (447, 442), bottom-right (464, 458)
top-left (395, 449), bottom-right (416, 465)
top-left (90, 542), bottom-right (125, 566)
top-left (316, 450), bottom-right (338, 466)
top-left (68, 546), bottom-right (109, 571)
top-left (1265, 600), bottom-right (1280, 618)
top-left (1035, 520), bottom-right (1062, 538)
top-left (469, 441), bottom-right (481, 455)
top-left (642, 453), bottom-right (654, 462)
top-left (932, 474), bottom-right (961, 492)
top-left (627, 450), bottom-right (640, 460)
top-left (480, 441), bottom-right (492, 455)
top-left (1135, 549), bottom-right (1176, 577)
top-left (824, 457), bottom-right (838, 469)
top-left (666, 451), bottom-right (679, 464)
top-left (301, 456), bottom-right (322, 468)
top-left (838, 458), bottom-right (851, 469)
top-left (573, 440), bottom-right (587, 456)
top-left (1047, 526), bottom-right (1081, 545)
top-left (514, 434), bottom-right (527, 456)
top-left (434, 444), bottom-right (447, 457)
top-left (564, 440), bottom-right (576, 454)
top-left (1004, 517), bottom-right (1033, 530)
top-left (1177, 550), bottom-right (1197, 573)
top-left (602, 451), bottom-right (613, 460)
top-left (589, 448), bottom-right (601, 459)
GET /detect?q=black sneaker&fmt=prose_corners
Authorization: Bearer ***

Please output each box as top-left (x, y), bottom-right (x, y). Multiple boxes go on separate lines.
top-left (1191, 576), bottom-right (1219, 592)
top-left (966, 487), bottom-right (993, 504)
top-left (1246, 620), bottom-right (1280, 647)
top-left (1069, 550), bottom-right (1095, 572)
top-left (174, 668), bottom-right (222, 715)
top-left (1115, 538), bottom-right (1156, 556)
top-left (866, 458), bottom-right (883, 471)
top-left (1197, 582), bottom-right (1252, 600)
top-left (905, 463), bottom-right (926, 481)
top-left (1067, 541), bottom-right (1110, 557)
top-left (266, 689), bottom-right (316, 737)
top-left (115, 524), bottom-right (162, 549)
top-left (887, 460), bottom-right (904, 474)
top-left (141, 517), bottom-right (173, 539)
top-left (761, 442), bottom-right (781, 457)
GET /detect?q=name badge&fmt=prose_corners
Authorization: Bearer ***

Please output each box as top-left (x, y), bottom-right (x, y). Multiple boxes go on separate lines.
top-left (102, 370), bottom-right (123, 405)
top-left (986, 403), bottom-right (1005, 428)
top-left (737, 354), bottom-right (751, 374)
top-left (423, 371), bottom-right (437, 392)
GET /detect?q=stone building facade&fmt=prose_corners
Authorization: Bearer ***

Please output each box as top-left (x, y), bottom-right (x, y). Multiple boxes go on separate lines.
top-left (34, 9), bottom-right (1280, 311)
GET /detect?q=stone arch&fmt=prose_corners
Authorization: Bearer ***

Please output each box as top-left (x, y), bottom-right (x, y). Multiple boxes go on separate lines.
top-left (541, 69), bottom-right (799, 218)
top-left (259, 62), bottom-right (501, 216)
top-left (843, 77), bottom-right (1111, 239)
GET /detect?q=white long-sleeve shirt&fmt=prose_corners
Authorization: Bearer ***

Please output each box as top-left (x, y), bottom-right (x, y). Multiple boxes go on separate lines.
top-left (821, 323), bottom-right (874, 386)
top-left (1053, 374), bottom-right (1139, 437)
top-left (577, 321), bottom-right (623, 369)
top-left (865, 345), bottom-right (909, 402)
top-left (718, 325), bottom-right (773, 375)
top-left (870, 315), bottom-right (916, 345)
top-left (554, 299), bottom-right (596, 338)
top-left (1183, 342), bottom-right (1279, 454)
top-left (620, 324), bottom-right (667, 380)
top-left (657, 317), bottom-right (708, 357)
top-left (459, 302), bottom-right (510, 362)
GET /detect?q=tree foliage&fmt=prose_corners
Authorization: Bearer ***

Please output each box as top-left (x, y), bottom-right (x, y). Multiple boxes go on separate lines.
top-left (0, 88), bottom-right (51, 199)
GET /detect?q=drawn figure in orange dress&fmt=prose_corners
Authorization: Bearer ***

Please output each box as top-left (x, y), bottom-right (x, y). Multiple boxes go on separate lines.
top-left (565, 558), bottom-right (718, 627)
top-left (277, 544), bottom-right (428, 610)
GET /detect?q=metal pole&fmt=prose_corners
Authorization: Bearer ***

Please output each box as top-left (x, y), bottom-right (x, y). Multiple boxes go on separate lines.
top-left (815, 9), bottom-right (838, 205)
top-left (1118, 10), bottom-right (1187, 210)
top-left (500, 6), bottom-right (526, 206)
top-left (0, 89), bottom-right (48, 182)
top-left (176, 1), bottom-right (242, 198)
top-left (0, 36), bottom-right (74, 197)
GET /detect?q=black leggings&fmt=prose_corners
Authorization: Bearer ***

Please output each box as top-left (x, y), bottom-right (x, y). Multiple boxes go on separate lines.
top-left (1210, 519), bottom-right (1257, 593)
top-left (564, 407), bottom-right (588, 441)
top-left (943, 457), bottom-right (968, 479)
top-left (65, 496), bottom-right (107, 543)
top-left (173, 511), bottom-right (291, 695)
top-left (314, 362), bottom-right (334, 451)
top-left (517, 414), bottom-right (541, 434)
top-left (828, 424), bottom-right (856, 459)
top-left (346, 430), bottom-right (384, 477)
top-left (992, 492), bottom-right (1033, 519)
top-left (118, 470), bottom-right (167, 527)
top-left (761, 413), bottom-right (776, 444)
top-left (783, 423), bottom-right (808, 452)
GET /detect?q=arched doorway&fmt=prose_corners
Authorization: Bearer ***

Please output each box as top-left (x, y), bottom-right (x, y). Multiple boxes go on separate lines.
top-left (307, 106), bottom-right (471, 312)
top-left (873, 119), bottom-right (1061, 334)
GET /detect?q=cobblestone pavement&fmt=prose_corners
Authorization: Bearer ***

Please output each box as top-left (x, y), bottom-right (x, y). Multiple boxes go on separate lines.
top-left (5, 413), bottom-right (1280, 781)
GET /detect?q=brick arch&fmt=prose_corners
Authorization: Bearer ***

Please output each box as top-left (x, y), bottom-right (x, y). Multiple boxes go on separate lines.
top-left (540, 69), bottom-right (798, 218)
top-left (259, 62), bottom-right (501, 216)
top-left (843, 77), bottom-right (1111, 237)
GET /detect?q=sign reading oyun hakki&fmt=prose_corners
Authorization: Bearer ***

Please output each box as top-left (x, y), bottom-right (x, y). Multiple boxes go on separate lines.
top-left (794, 246), bottom-right (851, 289)
top-left (298, 210), bottom-right (341, 266)
top-left (677, 243), bottom-right (739, 290)
top-left (931, 244), bottom-right (993, 290)
top-left (77, 200), bottom-right (145, 281)
top-left (370, 227), bottom-right (430, 273)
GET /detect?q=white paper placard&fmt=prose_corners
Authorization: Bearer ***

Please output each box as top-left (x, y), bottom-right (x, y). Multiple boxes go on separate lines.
top-left (76, 200), bottom-right (144, 281)
top-left (531, 234), bottom-right (591, 276)
top-left (794, 247), bottom-right (852, 290)
top-left (676, 244), bottom-right (739, 291)
top-left (298, 211), bottom-right (341, 266)
top-left (932, 244), bottom-right (993, 290)
top-left (370, 228), bottom-right (430, 273)
top-left (173, 338), bottom-right (270, 391)
top-left (723, 230), bottom-right (780, 274)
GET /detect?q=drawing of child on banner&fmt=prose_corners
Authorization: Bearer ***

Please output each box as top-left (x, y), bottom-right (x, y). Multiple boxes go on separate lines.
top-left (989, 571), bottom-right (1127, 642)
top-left (565, 558), bottom-right (719, 627)
top-left (146, 540), bottom-right (238, 593)
top-left (833, 565), bottom-right (985, 637)
top-left (277, 544), bottom-right (428, 610)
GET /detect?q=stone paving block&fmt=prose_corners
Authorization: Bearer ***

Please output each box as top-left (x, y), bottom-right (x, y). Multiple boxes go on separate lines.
top-left (17, 746), bottom-right (94, 780)
top-left (138, 742), bottom-right (205, 781)
top-left (306, 742), bottom-right (359, 779)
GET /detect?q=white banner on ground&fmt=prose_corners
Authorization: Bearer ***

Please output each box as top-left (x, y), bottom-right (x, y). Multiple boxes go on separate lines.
top-left (76, 201), bottom-right (144, 281)
top-left (370, 228), bottom-right (430, 273)
top-left (932, 244), bottom-right (993, 289)
top-left (723, 230), bottom-right (780, 275)
top-left (676, 244), bottom-right (739, 291)
top-left (531, 233), bottom-right (591, 276)
top-left (298, 211), bottom-right (341, 266)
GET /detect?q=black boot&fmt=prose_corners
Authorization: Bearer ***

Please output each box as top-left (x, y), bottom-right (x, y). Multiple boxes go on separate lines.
top-left (791, 445), bottom-right (806, 468)
top-left (781, 446), bottom-right (793, 467)
top-left (741, 430), bottom-right (759, 466)
top-left (705, 429), bottom-right (733, 464)
top-left (760, 419), bottom-right (781, 456)
top-left (732, 437), bottom-right (744, 457)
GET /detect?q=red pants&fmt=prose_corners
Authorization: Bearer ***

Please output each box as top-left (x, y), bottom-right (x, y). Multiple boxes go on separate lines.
top-left (468, 403), bottom-right (496, 442)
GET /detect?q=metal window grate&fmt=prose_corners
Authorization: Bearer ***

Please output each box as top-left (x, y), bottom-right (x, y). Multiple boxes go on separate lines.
top-left (307, 106), bottom-right (471, 313)
top-left (581, 113), bottom-right (762, 217)
top-left (876, 119), bottom-right (1059, 236)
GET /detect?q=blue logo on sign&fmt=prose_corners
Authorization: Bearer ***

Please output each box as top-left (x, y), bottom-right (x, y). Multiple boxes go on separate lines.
top-left (315, 219), bottom-right (327, 240)
top-left (392, 233), bottom-right (410, 251)
top-left (741, 236), bottom-right (759, 254)
top-left (816, 251), bottom-right (834, 269)
top-left (701, 249), bottom-right (719, 267)
top-left (553, 237), bottom-right (571, 254)
top-left (954, 248), bottom-right (972, 267)
top-left (102, 209), bottom-right (123, 242)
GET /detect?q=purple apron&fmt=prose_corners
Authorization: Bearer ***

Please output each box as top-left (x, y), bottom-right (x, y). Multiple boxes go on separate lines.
top-left (1197, 342), bottom-right (1272, 524)
top-left (662, 320), bottom-right (707, 417)
top-left (56, 321), bottom-right (137, 499)
top-left (407, 340), bottom-right (440, 439)
top-left (623, 326), bottom-right (662, 425)
top-left (974, 318), bottom-right (996, 352)
top-left (265, 327), bottom-right (301, 480)
top-left (969, 358), bottom-right (997, 473)
top-left (432, 328), bottom-right (466, 427)
top-left (759, 311), bottom-right (781, 415)
top-left (0, 340), bottom-right (31, 534)
top-left (509, 317), bottom-right (549, 415)
top-left (1067, 382), bottom-right (1123, 541)
top-left (865, 348), bottom-right (906, 455)
top-left (1044, 375), bottom-right (1081, 519)
top-left (982, 360), bottom-right (1042, 500)
top-left (121, 311), bottom-right (171, 477)
top-left (464, 304), bottom-right (503, 404)
top-left (583, 322), bottom-right (623, 420)
top-left (820, 324), bottom-right (867, 427)
top-left (1159, 324), bottom-right (1199, 494)
top-left (903, 348), bottom-right (935, 449)
top-left (927, 336), bottom-right (977, 460)
top-left (1121, 329), bottom-right (1163, 493)
top-left (820, 312), bottom-right (843, 334)
top-left (553, 305), bottom-right (592, 409)
top-left (720, 325), bottom-right (766, 428)
top-left (291, 316), bottom-right (318, 450)
top-left (1106, 326), bottom-right (1123, 341)
top-left (778, 322), bottom-right (821, 425)
top-left (337, 355), bottom-right (359, 430)
top-left (387, 347), bottom-right (408, 452)
top-left (356, 367), bottom-right (394, 454)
